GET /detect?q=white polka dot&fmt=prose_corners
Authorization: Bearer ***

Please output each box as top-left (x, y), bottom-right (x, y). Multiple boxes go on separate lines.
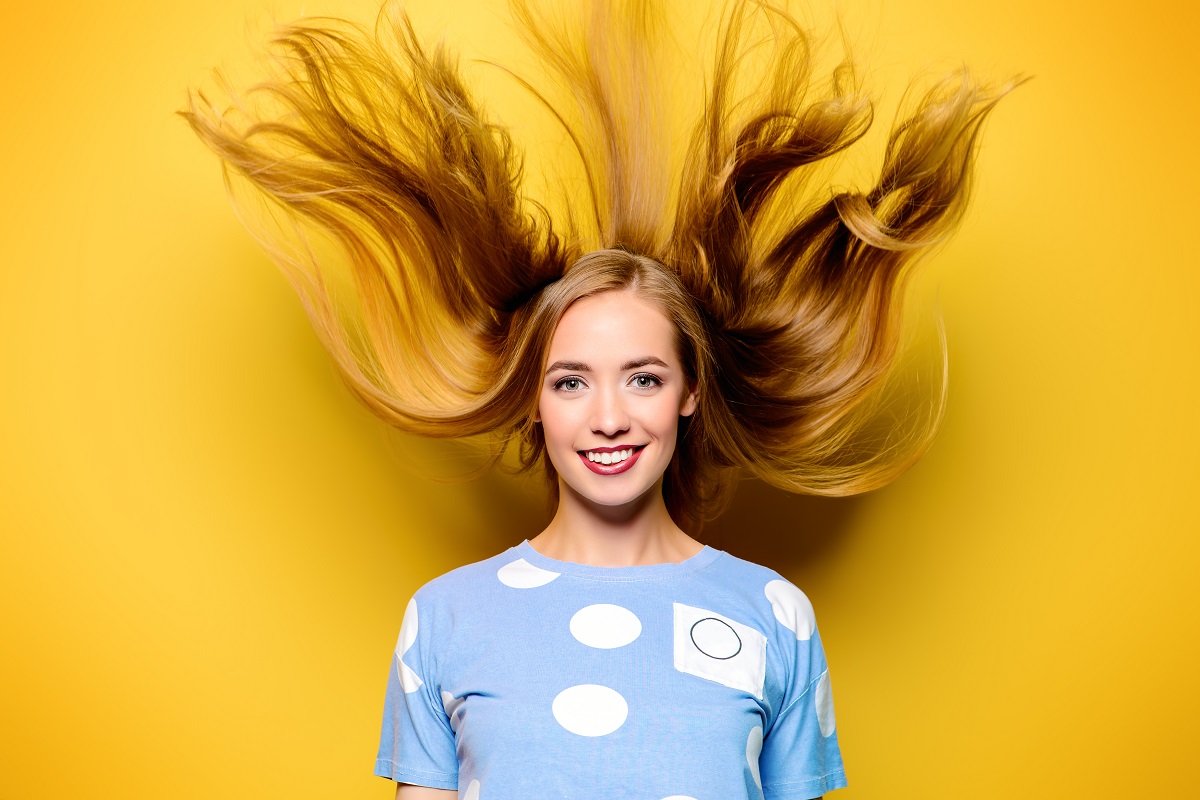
top-left (398, 598), bottom-right (419, 652)
top-left (497, 558), bottom-right (560, 588)
top-left (441, 690), bottom-right (466, 734)
top-left (764, 579), bottom-right (816, 640)
top-left (570, 604), bottom-right (642, 649)
top-left (552, 684), bottom-right (628, 736)
top-left (814, 670), bottom-right (836, 737)
top-left (397, 660), bottom-right (422, 692)
top-left (746, 725), bottom-right (763, 789)
top-left (395, 597), bottom-right (423, 693)
top-left (463, 778), bottom-right (481, 800)
top-left (690, 616), bottom-right (742, 659)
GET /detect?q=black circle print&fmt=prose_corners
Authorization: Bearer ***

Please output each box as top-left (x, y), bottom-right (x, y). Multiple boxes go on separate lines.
top-left (690, 617), bottom-right (742, 660)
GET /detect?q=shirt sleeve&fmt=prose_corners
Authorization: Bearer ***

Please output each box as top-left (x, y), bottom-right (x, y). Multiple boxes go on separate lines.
top-left (759, 584), bottom-right (848, 798)
top-left (374, 592), bottom-right (459, 789)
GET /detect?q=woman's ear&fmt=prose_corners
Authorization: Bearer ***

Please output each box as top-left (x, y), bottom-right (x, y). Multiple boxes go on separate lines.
top-left (680, 384), bottom-right (698, 417)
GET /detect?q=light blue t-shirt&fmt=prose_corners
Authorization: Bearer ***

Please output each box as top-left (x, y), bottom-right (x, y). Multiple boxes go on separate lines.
top-left (375, 540), bottom-right (846, 799)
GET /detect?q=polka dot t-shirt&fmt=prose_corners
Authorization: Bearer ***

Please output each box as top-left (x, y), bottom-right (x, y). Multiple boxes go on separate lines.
top-left (375, 541), bottom-right (847, 799)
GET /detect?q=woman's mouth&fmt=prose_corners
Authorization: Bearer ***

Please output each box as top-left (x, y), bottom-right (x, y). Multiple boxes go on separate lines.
top-left (579, 445), bottom-right (645, 475)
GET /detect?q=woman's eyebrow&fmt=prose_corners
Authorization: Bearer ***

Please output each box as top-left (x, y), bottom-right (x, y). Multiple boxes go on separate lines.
top-left (544, 360), bottom-right (590, 375)
top-left (544, 356), bottom-right (671, 376)
top-left (620, 356), bottom-right (670, 371)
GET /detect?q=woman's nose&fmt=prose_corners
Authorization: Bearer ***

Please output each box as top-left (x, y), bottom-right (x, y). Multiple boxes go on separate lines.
top-left (590, 386), bottom-right (630, 436)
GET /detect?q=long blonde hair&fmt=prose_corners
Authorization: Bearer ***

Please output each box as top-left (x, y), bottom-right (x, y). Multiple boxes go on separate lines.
top-left (182, 0), bottom-right (1021, 530)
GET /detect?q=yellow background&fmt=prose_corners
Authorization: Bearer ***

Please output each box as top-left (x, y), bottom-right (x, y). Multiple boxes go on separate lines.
top-left (2, 0), bottom-right (1197, 798)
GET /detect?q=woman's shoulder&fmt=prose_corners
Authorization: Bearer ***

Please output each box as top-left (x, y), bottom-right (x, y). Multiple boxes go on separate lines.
top-left (411, 544), bottom-right (524, 600)
top-left (699, 547), bottom-right (797, 591)
top-left (692, 548), bottom-right (820, 638)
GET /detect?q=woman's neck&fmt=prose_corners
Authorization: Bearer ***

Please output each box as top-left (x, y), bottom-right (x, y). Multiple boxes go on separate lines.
top-left (528, 479), bottom-right (704, 567)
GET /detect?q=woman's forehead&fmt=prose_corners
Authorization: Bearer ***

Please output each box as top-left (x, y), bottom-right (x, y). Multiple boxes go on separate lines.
top-left (546, 290), bottom-right (678, 367)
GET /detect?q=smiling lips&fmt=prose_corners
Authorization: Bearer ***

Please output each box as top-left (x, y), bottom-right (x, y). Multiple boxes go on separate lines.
top-left (579, 445), bottom-right (645, 475)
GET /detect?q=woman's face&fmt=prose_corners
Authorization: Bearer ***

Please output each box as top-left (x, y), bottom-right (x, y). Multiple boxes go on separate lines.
top-left (537, 289), bottom-right (697, 510)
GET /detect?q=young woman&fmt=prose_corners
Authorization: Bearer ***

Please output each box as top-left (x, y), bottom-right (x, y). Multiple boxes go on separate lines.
top-left (375, 251), bottom-right (846, 799)
top-left (184, 1), bottom-right (1018, 796)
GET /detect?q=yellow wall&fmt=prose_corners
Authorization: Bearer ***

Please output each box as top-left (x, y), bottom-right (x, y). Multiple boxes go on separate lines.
top-left (1, 0), bottom-right (1196, 798)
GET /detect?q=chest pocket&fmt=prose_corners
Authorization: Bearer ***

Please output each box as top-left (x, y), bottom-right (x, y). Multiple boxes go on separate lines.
top-left (673, 602), bottom-right (767, 700)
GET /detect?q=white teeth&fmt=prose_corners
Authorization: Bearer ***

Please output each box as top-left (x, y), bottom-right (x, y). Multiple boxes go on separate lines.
top-left (586, 448), bottom-right (634, 465)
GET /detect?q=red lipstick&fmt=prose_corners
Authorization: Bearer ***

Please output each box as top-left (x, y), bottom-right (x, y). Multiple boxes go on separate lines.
top-left (579, 445), bottom-right (645, 475)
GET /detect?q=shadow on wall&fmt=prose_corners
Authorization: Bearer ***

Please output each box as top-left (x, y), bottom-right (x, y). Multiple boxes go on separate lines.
top-left (704, 480), bottom-right (866, 573)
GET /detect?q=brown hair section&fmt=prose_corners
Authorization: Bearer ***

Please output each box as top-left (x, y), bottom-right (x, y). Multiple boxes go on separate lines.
top-left (181, 0), bottom-right (1022, 531)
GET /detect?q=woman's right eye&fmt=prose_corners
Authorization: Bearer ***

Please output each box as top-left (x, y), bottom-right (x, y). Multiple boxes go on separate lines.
top-left (555, 377), bottom-right (584, 391)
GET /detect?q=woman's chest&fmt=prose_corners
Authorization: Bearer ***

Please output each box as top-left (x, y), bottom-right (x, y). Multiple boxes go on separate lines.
top-left (434, 592), bottom-right (776, 796)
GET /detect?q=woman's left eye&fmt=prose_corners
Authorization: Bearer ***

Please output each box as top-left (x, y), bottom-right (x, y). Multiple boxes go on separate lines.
top-left (631, 373), bottom-right (662, 389)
